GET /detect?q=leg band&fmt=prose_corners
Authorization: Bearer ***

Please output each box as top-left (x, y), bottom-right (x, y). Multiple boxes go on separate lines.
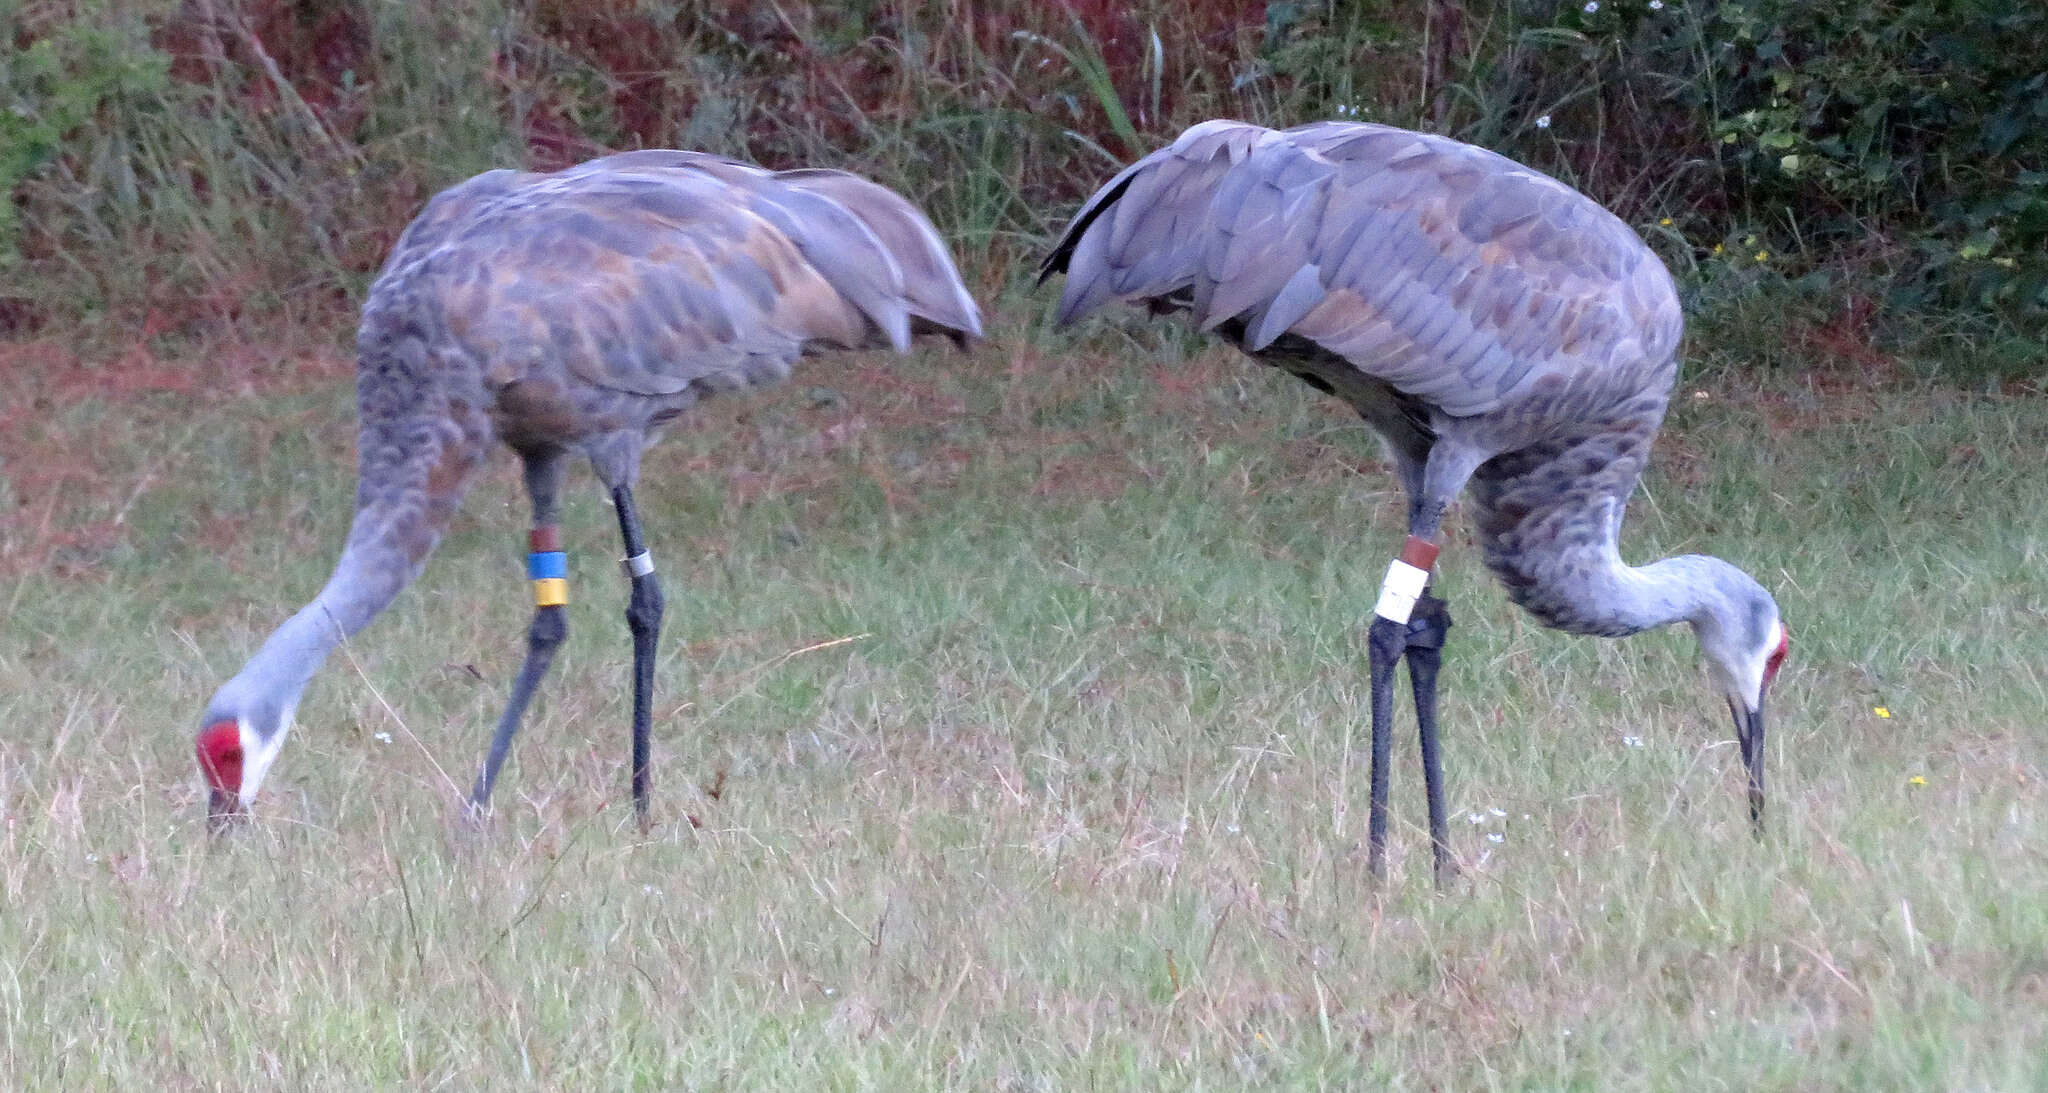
top-left (529, 549), bottom-right (569, 607)
top-left (621, 550), bottom-right (654, 580)
top-left (1398, 534), bottom-right (1441, 570)
top-left (1374, 558), bottom-right (1431, 624)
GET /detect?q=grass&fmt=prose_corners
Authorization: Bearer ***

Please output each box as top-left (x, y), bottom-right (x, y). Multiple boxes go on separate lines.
top-left (1, 299), bottom-right (2044, 1088)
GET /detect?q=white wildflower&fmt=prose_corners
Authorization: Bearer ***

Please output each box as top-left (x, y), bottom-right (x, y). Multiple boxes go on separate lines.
top-left (1489, 807), bottom-right (1506, 818)
top-left (1584, 1), bottom-right (1599, 11)
top-left (1623, 734), bottom-right (1644, 748)
top-left (375, 731), bottom-right (393, 744)
top-left (1536, 115), bottom-right (1552, 129)
top-left (1486, 832), bottom-right (1505, 843)
top-left (1649, 0), bottom-right (1664, 8)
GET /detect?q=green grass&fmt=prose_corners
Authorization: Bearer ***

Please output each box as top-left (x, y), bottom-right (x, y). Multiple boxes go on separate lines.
top-left (2, 308), bottom-right (2045, 1088)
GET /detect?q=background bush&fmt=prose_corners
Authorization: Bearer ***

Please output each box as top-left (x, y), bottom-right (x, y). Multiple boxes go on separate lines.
top-left (3, 0), bottom-right (2043, 368)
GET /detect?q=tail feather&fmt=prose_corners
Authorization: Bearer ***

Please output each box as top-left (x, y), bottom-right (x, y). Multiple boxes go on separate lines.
top-left (1044, 120), bottom-right (1271, 329)
top-left (778, 170), bottom-right (983, 343)
top-left (733, 181), bottom-right (915, 352)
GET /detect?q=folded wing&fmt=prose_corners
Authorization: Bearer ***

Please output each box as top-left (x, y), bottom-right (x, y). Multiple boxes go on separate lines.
top-left (1042, 121), bottom-right (1680, 419)
top-left (387, 151), bottom-right (981, 399)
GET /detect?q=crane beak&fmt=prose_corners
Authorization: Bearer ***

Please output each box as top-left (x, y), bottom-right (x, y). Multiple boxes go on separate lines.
top-left (207, 788), bottom-right (245, 834)
top-left (1726, 696), bottom-right (1766, 834)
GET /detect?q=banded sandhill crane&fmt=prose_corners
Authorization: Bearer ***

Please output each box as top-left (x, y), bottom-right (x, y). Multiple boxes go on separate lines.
top-left (196, 150), bottom-right (980, 829)
top-left (1042, 121), bottom-right (1788, 883)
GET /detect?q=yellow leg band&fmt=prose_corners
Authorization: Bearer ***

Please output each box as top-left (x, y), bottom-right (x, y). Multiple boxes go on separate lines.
top-left (532, 578), bottom-right (570, 607)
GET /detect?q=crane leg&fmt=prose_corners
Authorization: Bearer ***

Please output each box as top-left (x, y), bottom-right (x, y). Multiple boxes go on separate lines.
top-left (472, 455), bottom-right (570, 816)
top-left (1366, 533), bottom-right (1443, 880)
top-left (611, 483), bottom-right (663, 832)
top-left (1365, 589), bottom-right (1456, 886)
top-left (1365, 612), bottom-right (1406, 880)
top-left (472, 601), bottom-right (567, 813)
top-left (1405, 593), bottom-right (1456, 888)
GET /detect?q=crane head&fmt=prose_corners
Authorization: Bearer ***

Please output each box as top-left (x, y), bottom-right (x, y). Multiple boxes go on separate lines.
top-left (195, 699), bottom-right (291, 831)
top-left (1686, 567), bottom-right (1786, 711)
top-left (1690, 575), bottom-right (1787, 823)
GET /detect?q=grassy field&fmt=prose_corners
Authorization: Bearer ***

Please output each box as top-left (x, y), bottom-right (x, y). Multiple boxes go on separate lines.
top-left (2, 302), bottom-right (2045, 1088)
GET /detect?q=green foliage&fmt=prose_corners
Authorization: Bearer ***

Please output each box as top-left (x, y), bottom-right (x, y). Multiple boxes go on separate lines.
top-left (1, 0), bottom-right (2042, 361)
top-left (1, 0), bottom-right (514, 331)
top-left (0, 9), bottom-right (169, 265)
top-left (1703, 1), bottom-right (2048, 313)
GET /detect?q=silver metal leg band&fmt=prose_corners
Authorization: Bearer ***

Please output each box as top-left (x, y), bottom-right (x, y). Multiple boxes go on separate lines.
top-left (621, 550), bottom-right (655, 580)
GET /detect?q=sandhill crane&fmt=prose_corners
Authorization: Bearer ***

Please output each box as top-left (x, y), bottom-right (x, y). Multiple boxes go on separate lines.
top-left (195, 150), bottom-right (981, 830)
top-left (1042, 120), bottom-right (1789, 884)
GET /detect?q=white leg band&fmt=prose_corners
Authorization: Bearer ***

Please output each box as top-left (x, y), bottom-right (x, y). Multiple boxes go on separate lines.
top-left (1373, 559), bottom-right (1431, 624)
top-left (621, 551), bottom-right (655, 580)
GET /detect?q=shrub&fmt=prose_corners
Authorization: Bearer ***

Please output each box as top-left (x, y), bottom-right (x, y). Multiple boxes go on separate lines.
top-left (2, 0), bottom-right (2041, 360)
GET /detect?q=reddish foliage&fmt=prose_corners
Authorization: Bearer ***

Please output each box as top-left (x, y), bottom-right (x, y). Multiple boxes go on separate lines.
top-left (1789, 295), bottom-right (1898, 375)
top-left (0, 334), bottom-right (352, 580)
top-left (153, 0), bottom-right (374, 138)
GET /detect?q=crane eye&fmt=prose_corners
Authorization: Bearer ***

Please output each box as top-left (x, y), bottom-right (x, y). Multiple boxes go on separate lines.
top-left (1762, 623), bottom-right (1790, 690)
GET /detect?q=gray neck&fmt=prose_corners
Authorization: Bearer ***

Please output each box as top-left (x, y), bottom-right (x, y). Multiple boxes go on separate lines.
top-left (1602, 553), bottom-right (1749, 636)
top-left (1478, 494), bottom-right (1743, 639)
top-left (204, 541), bottom-right (412, 741)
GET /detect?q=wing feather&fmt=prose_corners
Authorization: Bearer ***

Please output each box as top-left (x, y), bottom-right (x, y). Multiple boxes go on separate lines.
top-left (1044, 120), bottom-right (1683, 420)
top-left (776, 169), bottom-right (983, 341)
top-left (399, 151), bottom-right (977, 402)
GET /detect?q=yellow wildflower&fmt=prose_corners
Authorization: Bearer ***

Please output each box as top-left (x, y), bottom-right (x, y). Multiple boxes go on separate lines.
top-left (1659, 217), bottom-right (1673, 227)
top-left (1908, 775), bottom-right (1927, 786)
top-left (1754, 250), bottom-right (1770, 262)
top-left (1874, 706), bottom-right (1891, 718)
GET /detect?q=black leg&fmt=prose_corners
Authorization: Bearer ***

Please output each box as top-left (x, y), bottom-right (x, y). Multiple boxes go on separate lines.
top-left (612, 484), bottom-right (663, 831)
top-left (470, 454), bottom-right (568, 818)
top-left (471, 604), bottom-right (567, 812)
top-left (1405, 593), bottom-right (1455, 889)
top-left (1365, 614), bottom-right (1407, 880)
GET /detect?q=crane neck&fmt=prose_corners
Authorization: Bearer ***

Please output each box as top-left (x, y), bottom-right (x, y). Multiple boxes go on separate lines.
top-left (204, 535), bottom-right (415, 743)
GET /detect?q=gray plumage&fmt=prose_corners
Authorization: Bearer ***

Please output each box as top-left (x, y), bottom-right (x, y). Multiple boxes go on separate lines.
top-left (1043, 120), bottom-right (1788, 873)
top-left (197, 150), bottom-right (981, 823)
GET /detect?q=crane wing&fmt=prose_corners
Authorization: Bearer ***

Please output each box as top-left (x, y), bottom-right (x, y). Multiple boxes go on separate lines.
top-left (390, 152), bottom-right (978, 400)
top-left (1044, 121), bottom-right (1681, 419)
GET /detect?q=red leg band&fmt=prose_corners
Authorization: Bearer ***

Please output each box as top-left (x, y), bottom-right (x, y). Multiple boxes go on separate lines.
top-left (1398, 535), bottom-right (1441, 570)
